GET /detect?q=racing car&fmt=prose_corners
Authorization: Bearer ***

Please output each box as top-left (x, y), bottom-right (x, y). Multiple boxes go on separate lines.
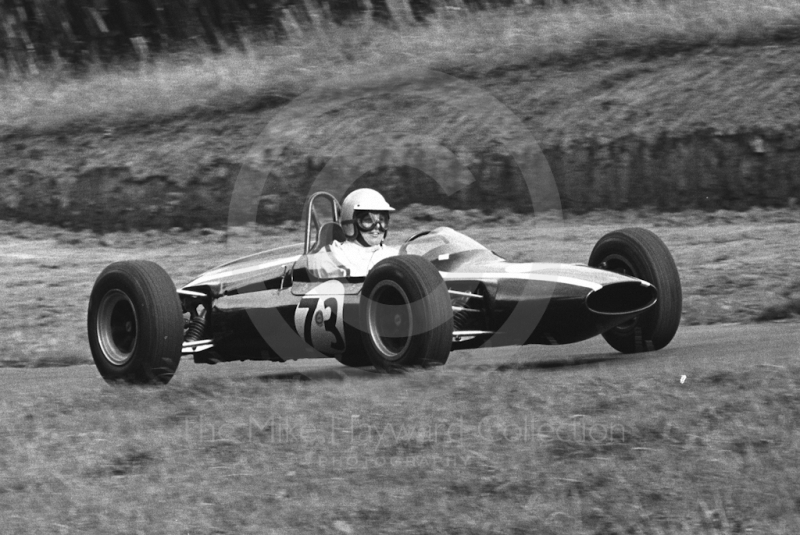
top-left (88, 192), bottom-right (682, 384)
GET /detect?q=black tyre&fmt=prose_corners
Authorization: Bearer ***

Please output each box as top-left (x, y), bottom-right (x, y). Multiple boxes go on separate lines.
top-left (88, 261), bottom-right (184, 384)
top-left (589, 228), bottom-right (682, 353)
top-left (359, 255), bottom-right (453, 371)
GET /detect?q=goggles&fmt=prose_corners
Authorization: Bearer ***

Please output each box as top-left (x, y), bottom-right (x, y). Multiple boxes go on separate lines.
top-left (354, 211), bottom-right (389, 232)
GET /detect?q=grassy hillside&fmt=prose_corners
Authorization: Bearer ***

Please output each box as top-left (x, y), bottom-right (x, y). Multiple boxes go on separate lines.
top-left (3, 0), bottom-right (800, 228)
top-left (2, 0), bottom-right (800, 132)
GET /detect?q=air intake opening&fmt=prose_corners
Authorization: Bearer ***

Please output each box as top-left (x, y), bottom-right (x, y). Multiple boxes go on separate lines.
top-left (586, 282), bottom-right (657, 315)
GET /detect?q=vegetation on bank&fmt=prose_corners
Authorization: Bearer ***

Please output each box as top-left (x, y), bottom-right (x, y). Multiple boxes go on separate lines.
top-left (1, 0), bottom-right (800, 131)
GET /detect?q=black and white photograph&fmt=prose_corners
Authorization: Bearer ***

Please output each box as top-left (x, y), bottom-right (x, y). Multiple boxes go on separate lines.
top-left (1, 0), bottom-right (799, 532)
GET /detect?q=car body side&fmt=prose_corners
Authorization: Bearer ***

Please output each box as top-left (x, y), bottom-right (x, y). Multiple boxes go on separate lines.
top-left (179, 227), bottom-right (657, 364)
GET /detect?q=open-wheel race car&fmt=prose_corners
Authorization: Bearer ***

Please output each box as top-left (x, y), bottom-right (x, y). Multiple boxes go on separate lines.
top-left (88, 192), bottom-right (682, 384)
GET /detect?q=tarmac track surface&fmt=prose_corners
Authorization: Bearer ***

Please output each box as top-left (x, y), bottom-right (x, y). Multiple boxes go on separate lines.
top-left (1, 323), bottom-right (797, 402)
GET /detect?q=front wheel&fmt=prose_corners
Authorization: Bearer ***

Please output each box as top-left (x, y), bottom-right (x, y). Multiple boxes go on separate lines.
top-left (359, 255), bottom-right (453, 371)
top-left (88, 260), bottom-right (184, 384)
top-left (589, 228), bottom-right (682, 353)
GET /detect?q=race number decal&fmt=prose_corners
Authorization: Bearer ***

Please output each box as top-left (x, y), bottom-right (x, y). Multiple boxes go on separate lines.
top-left (293, 280), bottom-right (346, 355)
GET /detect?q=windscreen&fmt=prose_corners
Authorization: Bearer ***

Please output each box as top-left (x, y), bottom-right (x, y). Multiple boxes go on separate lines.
top-left (400, 227), bottom-right (492, 261)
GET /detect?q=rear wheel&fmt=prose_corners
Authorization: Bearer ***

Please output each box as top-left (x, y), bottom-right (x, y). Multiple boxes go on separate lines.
top-left (88, 261), bottom-right (183, 384)
top-left (359, 256), bottom-right (453, 371)
top-left (589, 228), bottom-right (682, 353)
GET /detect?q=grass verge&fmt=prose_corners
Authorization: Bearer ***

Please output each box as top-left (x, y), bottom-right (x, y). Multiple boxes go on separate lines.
top-left (2, 361), bottom-right (799, 533)
top-left (2, 0), bottom-right (800, 131)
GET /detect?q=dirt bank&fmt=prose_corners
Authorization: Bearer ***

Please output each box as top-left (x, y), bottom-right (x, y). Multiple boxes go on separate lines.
top-left (1, 44), bottom-right (799, 229)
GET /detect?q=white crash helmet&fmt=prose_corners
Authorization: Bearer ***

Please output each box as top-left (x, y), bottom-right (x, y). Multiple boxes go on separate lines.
top-left (340, 188), bottom-right (395, 238)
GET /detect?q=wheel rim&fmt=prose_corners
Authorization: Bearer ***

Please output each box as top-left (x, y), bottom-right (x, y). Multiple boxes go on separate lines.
top-left (96, 289), bottom-right (138, 366)
top-left (599, 254), bottom-right (640, 332)
top-left (366, 280), bottom-right (412, 361)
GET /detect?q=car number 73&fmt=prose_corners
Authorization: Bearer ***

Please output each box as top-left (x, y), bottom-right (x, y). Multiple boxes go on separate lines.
top-left (293, 280), bottom-right (346, 354)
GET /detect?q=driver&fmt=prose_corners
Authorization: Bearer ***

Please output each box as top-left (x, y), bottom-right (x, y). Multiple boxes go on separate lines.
top-left (309, 188), bottom-right (399, 278)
